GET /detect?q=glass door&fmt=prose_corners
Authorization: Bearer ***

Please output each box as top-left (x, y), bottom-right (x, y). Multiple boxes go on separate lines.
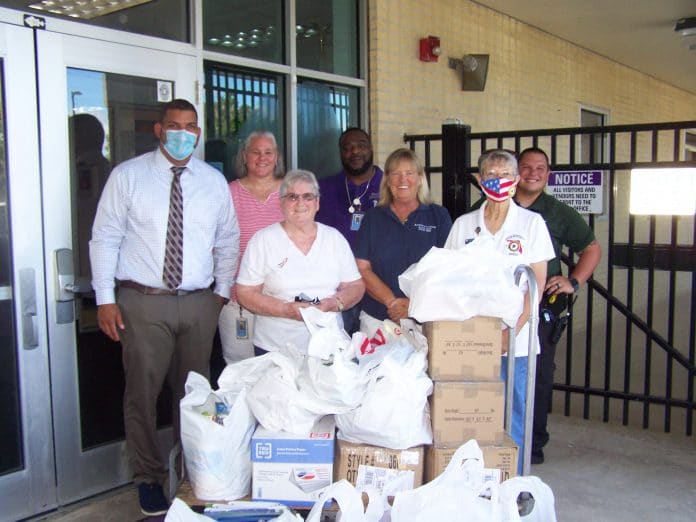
top-left (0, 15), bottom-right (55, 521)
top-left (37, 29), bottom-right (197, 504)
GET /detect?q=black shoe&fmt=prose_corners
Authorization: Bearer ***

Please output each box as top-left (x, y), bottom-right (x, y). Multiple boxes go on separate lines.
top-left (138, 482), bottom-right (169, 516)
top-left (531, 449), bottom-right (545, 465)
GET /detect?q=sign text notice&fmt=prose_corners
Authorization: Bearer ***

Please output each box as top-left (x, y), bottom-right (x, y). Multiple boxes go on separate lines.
top-left (546, 170), bottom-right (603, 214)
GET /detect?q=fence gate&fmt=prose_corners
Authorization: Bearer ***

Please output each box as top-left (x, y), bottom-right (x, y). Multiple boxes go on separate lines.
top-left (405, 121), bottom-right (696, 436)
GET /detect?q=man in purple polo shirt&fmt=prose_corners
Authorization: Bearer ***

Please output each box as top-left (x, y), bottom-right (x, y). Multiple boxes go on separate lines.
top-left (316, 127), bottom-right (383, 332)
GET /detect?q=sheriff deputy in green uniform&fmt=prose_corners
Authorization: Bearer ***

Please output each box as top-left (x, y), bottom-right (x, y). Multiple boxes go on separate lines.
top-left (515, 147), bottom-right (601, 464)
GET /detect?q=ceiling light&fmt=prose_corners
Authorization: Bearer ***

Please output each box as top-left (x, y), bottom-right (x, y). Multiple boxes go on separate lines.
top-left (28, 0), bottom-right (153, 19)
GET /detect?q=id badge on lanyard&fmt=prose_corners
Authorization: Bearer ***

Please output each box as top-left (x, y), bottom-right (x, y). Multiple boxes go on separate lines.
top-left (236, 307), bottom-right (249, 339)
top-left (350, 211), bottom-right (365, 231)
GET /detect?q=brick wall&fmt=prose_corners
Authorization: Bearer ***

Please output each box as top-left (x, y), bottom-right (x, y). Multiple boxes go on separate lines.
top-left (367, 0), bottom-right (696, 164)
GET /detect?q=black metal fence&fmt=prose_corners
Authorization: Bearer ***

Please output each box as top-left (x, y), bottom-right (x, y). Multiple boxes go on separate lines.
top-left (405, 121), bottom-right (696, 436)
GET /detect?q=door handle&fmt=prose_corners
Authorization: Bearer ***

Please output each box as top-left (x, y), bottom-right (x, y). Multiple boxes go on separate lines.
top-left (63, 276), bottom-right (93, 295)
top-left (55, 248), bottom-right (75, 302)
top-left (19, 268), bottom-right (39, 349)
top-left (54, 248), bottom-right (75, 324)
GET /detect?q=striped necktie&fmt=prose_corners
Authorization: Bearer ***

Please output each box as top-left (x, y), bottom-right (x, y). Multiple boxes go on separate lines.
top-left (163, 166), bottom-right (185, 290)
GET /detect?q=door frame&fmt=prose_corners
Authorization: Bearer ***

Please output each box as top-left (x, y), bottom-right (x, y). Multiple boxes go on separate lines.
top-left (0, 13), bottom-right (55, 521)
top-left (38, 29), bottom-right (198, 503)
top-left (0, 5), bottom-right (201, 517)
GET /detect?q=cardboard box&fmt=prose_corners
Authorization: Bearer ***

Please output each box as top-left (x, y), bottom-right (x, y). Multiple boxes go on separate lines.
top-left (425, 434), bottom-right (518, 482)
top-left (335, 439), bottom-right (424, 490)
top-left (251, 417), bottom-right (335, 507)
top-left (424, 317), bottom-right (502, 381)
top-left (430, 381), bottom-right (505, 446)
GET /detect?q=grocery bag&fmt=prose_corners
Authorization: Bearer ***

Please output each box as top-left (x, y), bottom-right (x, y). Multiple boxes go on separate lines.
top-left (305, 480), bottom-right (386, 522)
top-left (399, 244), bottom-right (523, 326)
top-left (179, 372), bottom-right (256, 500)
top-left (390, 440), bottom-right (501, 521)
top-left (165, 498), bottom-right (215, 521)
top-left (219, 350), bottom-right (350, 433)
top-left (335, 349), bottom-right (433, 449)
top-left (298, 307), bottom-right (374, 410)
top-left (500, 476), bottom-right (556, 522)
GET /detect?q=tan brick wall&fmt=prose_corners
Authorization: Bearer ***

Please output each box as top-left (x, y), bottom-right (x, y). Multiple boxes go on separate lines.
top-left (367, 0), bottom-right (696, 163)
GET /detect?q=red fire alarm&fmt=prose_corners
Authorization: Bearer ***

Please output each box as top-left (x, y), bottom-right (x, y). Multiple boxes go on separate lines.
top-left (419, 36), bottom-right (441, 62)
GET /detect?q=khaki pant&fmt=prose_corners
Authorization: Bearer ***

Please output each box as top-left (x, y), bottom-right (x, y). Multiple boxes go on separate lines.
top-left (118, 287), bottom-right (222, 484)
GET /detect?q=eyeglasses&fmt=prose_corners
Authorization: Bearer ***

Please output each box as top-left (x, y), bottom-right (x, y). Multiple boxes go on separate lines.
top-left (283, 192), bottom-right (318, 202)
top-left (480, 170), bottom-right (516, 180)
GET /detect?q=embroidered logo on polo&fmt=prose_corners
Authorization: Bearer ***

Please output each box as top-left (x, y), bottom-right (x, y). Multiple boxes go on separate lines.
top-left (506, 235), bottom-right (523, 254)
top-left (415, 224), bottom-right (437, 232)
top-left (277, 257), bottom-right (288, 268)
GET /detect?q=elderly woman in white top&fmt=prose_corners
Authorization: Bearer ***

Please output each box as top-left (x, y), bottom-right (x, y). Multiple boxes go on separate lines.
top-left (445, 149), bottom-right (554, 471)
top-left (236, 169), bottom-right (365, 355)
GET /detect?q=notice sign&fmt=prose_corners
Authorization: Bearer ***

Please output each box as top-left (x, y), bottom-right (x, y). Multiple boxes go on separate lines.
top-left (546, 170), bottom-right (603, 214)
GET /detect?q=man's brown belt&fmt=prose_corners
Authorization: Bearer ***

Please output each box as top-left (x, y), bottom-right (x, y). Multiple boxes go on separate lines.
top-left (119, 280), bottom-right (208, 296)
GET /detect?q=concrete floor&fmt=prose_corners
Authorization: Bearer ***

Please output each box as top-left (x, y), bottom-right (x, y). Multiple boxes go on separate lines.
top-left (28, 413), bottom-right (696, 521)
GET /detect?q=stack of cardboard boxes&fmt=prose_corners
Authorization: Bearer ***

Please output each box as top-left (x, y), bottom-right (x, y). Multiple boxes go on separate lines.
top-left (424, 317), bottom-right (518, 482)
top-left (248, 317), bottom-right (518, 509)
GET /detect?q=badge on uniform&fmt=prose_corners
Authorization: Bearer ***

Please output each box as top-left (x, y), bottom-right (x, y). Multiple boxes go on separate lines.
top-left (236, 317), bottom-right (249, 339)
top-left (350, 211), bottom-right (365, 231)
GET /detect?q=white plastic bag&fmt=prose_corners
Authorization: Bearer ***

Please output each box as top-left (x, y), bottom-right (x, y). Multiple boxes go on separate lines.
top-left (298, 308), bottom-right (373, 410)
top-left (299, 354), bottom-right (372, 410)
top-left (390, 440), bottom-right (501, 521)
top-left (305, 480), bottom-right (385, 522)
top-left (205, 501), bottom-right (303, 522)
top-left (245, 354), bottom-right (330, 433)
top-left (301, 307), bottom-right (352, 359)
top-left (391, 440), bottom-right (502, 522)
top-left (399, 245), bottom-right (523, 326)
top-left (355, 319), bottom-right (425, 369)
top-left (500, 476), bottom-right (556, 522)
top-left (217, 349), bottom-right (304, 392)
top-left (165, 498), bottom-right (215, 522)
top-left (335, 349), bottom-right (433, 449)
top-left (179, 372), bottom-right (256, 501)
top-left (219, 347), bottom-right (354, 433)
top-left (165, 498), bottom-right (303, 522)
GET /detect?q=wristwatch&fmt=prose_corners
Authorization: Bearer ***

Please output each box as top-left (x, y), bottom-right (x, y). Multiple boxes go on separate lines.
top-left (569, 277), bottom-right (580, 293)
top-left (335, 295), bottom-right (345, 312)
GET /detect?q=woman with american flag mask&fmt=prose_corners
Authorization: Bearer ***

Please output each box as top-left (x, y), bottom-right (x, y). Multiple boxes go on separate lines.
top-left (444, 149), bottom-right (554, 474)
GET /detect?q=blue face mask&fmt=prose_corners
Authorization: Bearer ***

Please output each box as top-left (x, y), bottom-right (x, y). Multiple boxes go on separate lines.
top-left (162, 129), bottom-right (197, 160)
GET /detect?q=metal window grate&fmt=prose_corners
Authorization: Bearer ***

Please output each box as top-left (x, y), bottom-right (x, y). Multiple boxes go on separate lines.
top-left (205, 64), bottom-right (279, 139)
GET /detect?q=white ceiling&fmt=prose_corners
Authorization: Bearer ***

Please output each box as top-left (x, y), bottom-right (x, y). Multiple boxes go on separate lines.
top-left (474, 0), bottom-right (696, 94)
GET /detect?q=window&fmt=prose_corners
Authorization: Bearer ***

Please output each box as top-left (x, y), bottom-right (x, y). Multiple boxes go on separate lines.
top-left (685, 131), bottom-right (696, 162)
top-left (630, 168), bottom-right (696, 216)
top-left (204, 64), bottom-right (285, 180)
top-left (2, 0), bottom-right (191, 42)
top-left (202, 0), bottom-right (283, 64)
top-left (202, 0), bottom-right (365, 178)
top-left (297, 79), bottom-right (358, 177)
top-left (580, 107), bottom-right (607, 164)
top-left (296, 0), bottom-right (358, 77)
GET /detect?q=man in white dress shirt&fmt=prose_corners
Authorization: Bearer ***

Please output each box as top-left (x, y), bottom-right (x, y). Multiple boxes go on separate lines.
top-left (90, 99), bottom-right (239, 516)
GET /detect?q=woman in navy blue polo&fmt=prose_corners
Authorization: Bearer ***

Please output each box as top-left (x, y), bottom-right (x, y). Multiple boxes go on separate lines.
top-left (354, 148), bottom-right (452, 334)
